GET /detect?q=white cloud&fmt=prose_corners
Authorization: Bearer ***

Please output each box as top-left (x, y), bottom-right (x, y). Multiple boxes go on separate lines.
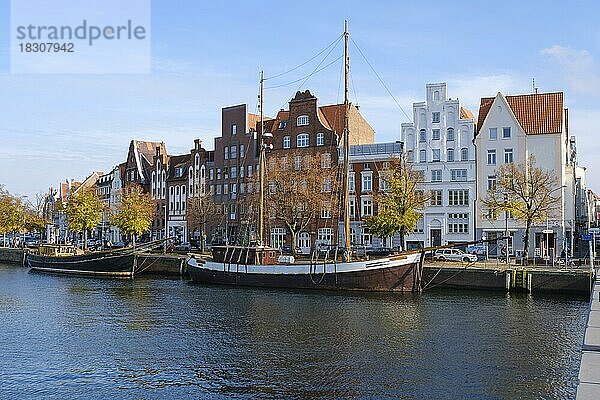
top-left (540, 45), bottom-right (600, 95)
top-left (446, 74), bottom-right (521, 113)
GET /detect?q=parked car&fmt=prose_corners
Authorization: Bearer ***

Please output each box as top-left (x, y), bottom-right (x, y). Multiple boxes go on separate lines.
top-left (434, 248), bottom-right (478, 263)
top-left (175, 242), bottom-right (192, 252)
top-left (365, 246), bottom-right (393, 257)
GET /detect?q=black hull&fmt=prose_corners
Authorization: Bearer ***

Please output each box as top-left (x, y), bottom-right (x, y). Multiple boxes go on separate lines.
top-left (188, 261), bottom-right (421, 292)
top-left (26, 252), bottom-right (135, 277)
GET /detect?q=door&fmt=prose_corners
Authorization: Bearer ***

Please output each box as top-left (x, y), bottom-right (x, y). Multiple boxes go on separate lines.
top-left (430, 229), bottom-right (442, 247)
top-left (297, 232), bottom-right (311, 254)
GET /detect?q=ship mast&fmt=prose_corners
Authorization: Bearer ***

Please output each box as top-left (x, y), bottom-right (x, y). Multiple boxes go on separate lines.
top-left (342, 20), bottom-right (351, 260)
top-left (258, 70), bottom-right (265, 246)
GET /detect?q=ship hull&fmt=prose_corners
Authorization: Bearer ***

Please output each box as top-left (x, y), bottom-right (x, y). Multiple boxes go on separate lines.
top-left (188, 253), bottom-right (423, 292)
top-left (26, 251), bottom-right (135, 277)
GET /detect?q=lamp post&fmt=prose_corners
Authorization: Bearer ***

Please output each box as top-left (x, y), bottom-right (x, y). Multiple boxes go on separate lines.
top-left (163, 203), bottom-right (168, 254)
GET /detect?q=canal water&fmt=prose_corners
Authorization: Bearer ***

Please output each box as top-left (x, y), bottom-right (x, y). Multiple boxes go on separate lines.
top-left (0, 263), bottom-right (588, 399)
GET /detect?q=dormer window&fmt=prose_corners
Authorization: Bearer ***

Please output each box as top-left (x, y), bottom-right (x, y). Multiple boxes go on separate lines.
top-left (278, 121), bottom-right (287, 130)
top-left (231, 124), bottom-right (237, 135)
top-left (297, 115), bottom-right (309, 126)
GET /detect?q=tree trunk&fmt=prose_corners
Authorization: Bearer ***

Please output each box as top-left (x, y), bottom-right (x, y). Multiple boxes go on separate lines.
top-left (201, 224), bottom-right (206, 253)
top-left (133, 234), bottom-right (137, 249)
top-left (291, 230), bottom-right (298, 255)
top-left (83, 230), bottom-right (88, 251)
top-left (399, 227), bottom-right (406, 252)
top-left (523, 220), bottom-right (531, 265)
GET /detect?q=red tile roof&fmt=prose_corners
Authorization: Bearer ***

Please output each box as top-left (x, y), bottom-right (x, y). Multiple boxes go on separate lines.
top-left (477, 92), bottom-right (564, 135)
top-left (460, 107), bottom-right (474, 120)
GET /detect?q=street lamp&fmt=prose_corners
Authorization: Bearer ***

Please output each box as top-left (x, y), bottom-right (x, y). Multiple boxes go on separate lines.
top-left (503, 192), bottom-right (509, 265)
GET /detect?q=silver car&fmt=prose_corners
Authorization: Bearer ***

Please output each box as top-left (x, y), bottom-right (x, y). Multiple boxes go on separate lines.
top-left (434, 248), bottom-right (478, 263)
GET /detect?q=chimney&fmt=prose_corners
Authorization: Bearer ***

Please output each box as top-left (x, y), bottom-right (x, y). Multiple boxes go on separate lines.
top-left (194, 138), bottom-right (201, 150)
top-left (156, 146), bottom-right (161, 156)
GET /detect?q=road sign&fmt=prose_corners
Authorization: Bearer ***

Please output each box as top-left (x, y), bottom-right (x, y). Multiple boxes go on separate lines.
top-left (583, 234), bottom-right (593, 241)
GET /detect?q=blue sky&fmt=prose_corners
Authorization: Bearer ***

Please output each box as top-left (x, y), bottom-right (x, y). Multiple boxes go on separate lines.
top-left (1, 0), bottom-right (600, 197)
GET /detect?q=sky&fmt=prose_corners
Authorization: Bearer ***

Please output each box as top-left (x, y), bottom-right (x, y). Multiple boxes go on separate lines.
top-left (1, 0), bottom-right (600, 198)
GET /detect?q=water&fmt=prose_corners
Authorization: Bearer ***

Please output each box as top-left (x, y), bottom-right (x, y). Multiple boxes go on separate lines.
top-left (0, 263), bottom-right (588, 399)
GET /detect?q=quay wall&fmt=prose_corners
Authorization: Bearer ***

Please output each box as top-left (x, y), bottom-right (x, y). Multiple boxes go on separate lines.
top-left (422, 264), bottom-right (593, 295)
top-left (135, 254), bottom-right (188, 277)
top-left (0, 248), bottom-right (26, 265)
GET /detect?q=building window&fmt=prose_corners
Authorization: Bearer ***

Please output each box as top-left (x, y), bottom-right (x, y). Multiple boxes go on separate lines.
top-left (297, 133), bottom-right (309, 147)
top-left (216, 185), bottom-right (222, 195)
top-left (432, 112), bottom-right (440, 123)
top-left (317, 228), bottom-right (333, 245)
top-left (451, 169), bottom-right (467, 182)
top-left (316, 132), bottom-right (325, 146)
top-left (349, 198), bottom-right (355, 218)
top-left (278, 120), bottom-right (287, 130)
top-left (297, 115), bottom-right (309, 126)
top-left (224, 146), bottom-right (229, 160)
top-left (487, 175), bottom-right (496, 190)
top-left (419, 129), bottom-right (426, 142)
top-left (270, 227), bottom-right (286, 248)
top-left (448, 189), bottom-right (469, 206)
top-left (282, 136), bottom-right (291, 149)
top-left (461, 148), bottom-right (468, 161)
top-left (230, 145), bottom-right (237, 159)
top-left (321, 203), bottom-right (331, 219)
top-left (432, 129), bottom-right (440, 140)
top-left (487, 149), bottom-right (496, 165)
top-left (448, 213), bottom-right (469, 233)
top-left (504, 148), bottom-right (513, 164)
top-left (231, 124), bottom-right (237, 135)
top-left (432, 149), bottom-right (440, 162)
top-left (322, 178), bottom-right (332, 193)
top-left (379, 173), bottom-right (389, 191)
top-left (419, 149), bottom-right (426, 163)
top-left (489, 128), bottom-right (497, 140)
top-left (447, 148), bottom-right (454, 162)
top-left (294, 155), bottom-right (302, 170)
top-left (447, 127), bottom-right (455, 141)
top-left (431, 190), bottom-right (443, 206)
top-left (433, 90), bottom-right (440, 101)
top-left (407, 150), bottom-right (414, 162)
top-left (362, 173), bottom-right (372, 192)
top-left (321, 153), bottom-right (331, 169)
top-left (231, 166), bottom-right (237, 179)
top-left (247, 165), bottom-right (253, 177)
top-left (240, 144), bottom-right (245, 158)
top-left (349, 172), bottom-right (355, 193)
top-left (431, 169), bottom-right (442, 182)
top-left (503, 127), bottom-right (511, 138)
top-left (361, 198), bottom-right (373, 216)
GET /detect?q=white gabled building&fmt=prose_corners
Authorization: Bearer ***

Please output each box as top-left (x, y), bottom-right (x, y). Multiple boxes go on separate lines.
top-left (401, 83), bottom-right (476, 249)
top-left (474, 91), bottom-right (582, 259)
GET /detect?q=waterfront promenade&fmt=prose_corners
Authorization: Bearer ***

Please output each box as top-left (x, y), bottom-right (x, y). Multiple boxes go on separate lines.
top-left (577, 274), bottom-right (600, 398)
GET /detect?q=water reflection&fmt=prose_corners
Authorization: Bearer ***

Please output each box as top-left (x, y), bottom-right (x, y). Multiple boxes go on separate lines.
top-left (0, 264), bottom-right (588, 399)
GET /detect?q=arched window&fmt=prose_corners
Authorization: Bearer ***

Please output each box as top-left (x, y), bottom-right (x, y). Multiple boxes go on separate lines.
top-left (433, 90), bottom-right (440, 101)
top-left (419, 129), bottom-right (426, 142)
top-left (162, 171), bottom-right (166, 198)
top-left (419, 149), bottom-right (426, 163)
top-left (447, 148), bottom-right (454, 162)
top-left (195, 154), bottom-right (200, 168)
top-left (297, 133), bottom-right (309, 147)
top-left (316, 132), bottom-right (325, 146)
top-left (297, 115), bottom-right (309, 126)
top-left (447, 127), bottom-right (455, 141)
top-left (151, 171), bottom-right (156, 197)
top-left (461, 148), bottom-right (469, 161)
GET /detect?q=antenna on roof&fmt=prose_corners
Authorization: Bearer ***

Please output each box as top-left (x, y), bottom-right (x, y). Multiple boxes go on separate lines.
top-left (532, 78), bottom-right (538, 94)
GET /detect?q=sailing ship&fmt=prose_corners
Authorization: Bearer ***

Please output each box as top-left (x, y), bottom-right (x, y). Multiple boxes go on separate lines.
top-left (188, 22), bottom-right (424, 292)
top-left (25, 239), bottom-right (167, 278)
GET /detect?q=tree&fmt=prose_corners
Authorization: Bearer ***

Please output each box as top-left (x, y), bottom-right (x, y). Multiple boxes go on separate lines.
top-left (65, 188), bottom-right (104, 250)
top-left (266, 151), bottom-right (339, 254)
top-left (483, 155), bottom-right (560, 262)
top-left (0, 189), bottom-right (22, 247)
top-left (187, 189), bottom-right (220, 252)
top-left (111, 185), bottom-right (154, 248)
top-left (364, 156), bottom-right (427, 251)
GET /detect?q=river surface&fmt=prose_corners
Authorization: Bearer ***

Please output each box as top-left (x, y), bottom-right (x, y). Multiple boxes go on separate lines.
top-left (0, 263), bottom-right (589, 399)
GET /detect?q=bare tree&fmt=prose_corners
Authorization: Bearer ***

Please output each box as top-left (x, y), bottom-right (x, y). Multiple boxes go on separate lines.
top-left (187, 189), bottom-right (220, 252)
top-left (265, 151), bottom-right (339, 254)
top-left (483, 155), bottom-right (560, 262)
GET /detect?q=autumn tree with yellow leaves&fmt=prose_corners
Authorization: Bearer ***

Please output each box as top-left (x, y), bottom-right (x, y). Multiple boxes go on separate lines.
top-left (111, 185), bottom-right (154, 248)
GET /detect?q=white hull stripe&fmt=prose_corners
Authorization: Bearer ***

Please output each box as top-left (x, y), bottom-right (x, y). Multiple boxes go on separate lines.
top-left (30, 267), bottom-right (132, 277)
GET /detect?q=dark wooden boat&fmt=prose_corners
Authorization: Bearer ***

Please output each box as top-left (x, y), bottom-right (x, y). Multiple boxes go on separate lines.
top-left (188, 246), bottom-right (424, 292)
top-left (25, 240), bottom-right (168, 278)
top-left (25, 245), bottom-right (136, 277)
